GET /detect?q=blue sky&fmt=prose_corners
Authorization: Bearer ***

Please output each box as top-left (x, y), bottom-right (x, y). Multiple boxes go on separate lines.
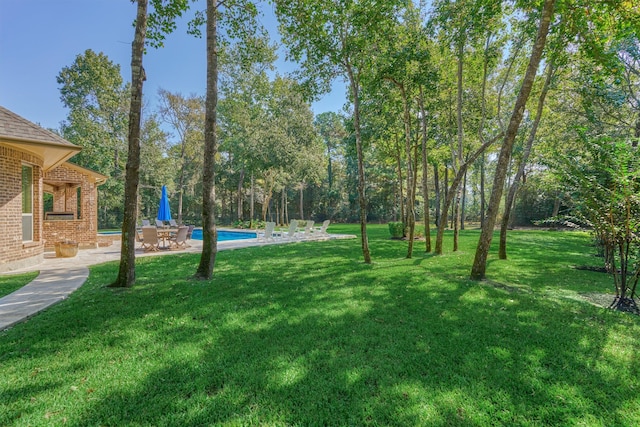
top-left (0, 0), bottom-right (346, 134)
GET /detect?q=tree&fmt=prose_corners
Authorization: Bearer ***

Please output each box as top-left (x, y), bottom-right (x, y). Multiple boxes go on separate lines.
top-left (112, 0), bottom-right (190, 288)
top-left (157, 89), bottom-right (205, 224)
top-left (376, 3), bottom-right (434, 258)
top-left (498, 60), bottom-right (556, 259)
top-left (430, 0), bottom-right (506, 255)
top-left (57, 49), bottom-right (129, 228)
top-left (195, 0), bottom-right (262, 279)
top-left (218, 34), bottom-right (276, 223)
top-left (471, 0), bottom-right (556, 280)
top-left (556, 138), bottom-right (640, 312)
top-left (315, 112), bottom-right (348, 220)
top-left (274, 0), bottom-right (408, 264)
top-left (112, 0), bottom-right (149, 288)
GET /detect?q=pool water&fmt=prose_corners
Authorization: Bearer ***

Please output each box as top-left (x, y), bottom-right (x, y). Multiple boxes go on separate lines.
top-left (190, 229), bottom-right (256, 241)
top-left (99, 229), bottom-right (257, 241)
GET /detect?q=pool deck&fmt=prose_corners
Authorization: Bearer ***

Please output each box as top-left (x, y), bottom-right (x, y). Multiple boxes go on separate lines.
top-left (0, 231), bottom-right (355, 332)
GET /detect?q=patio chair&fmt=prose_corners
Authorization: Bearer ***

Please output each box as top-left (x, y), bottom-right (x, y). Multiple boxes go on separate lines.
top-left (141, 219), bottom-right (150, 226)
top-left (280, 219), bottom-right (299, 240)
top-left (155, 219), bottom-right (165, 228)
top-left (313, 220), bottom-right (331, 237)
top-left (186, 224), bottom-right (195, 240)
top-left (169, 219), bottom-right (178, 227)
top-left (141, 226), bottom-right (160, 251)
top-left (257, 221), bottom-right (277, 242)
top-left (298, 220), bottom-right (315, 239)
top-left (169, 226), bottom-right (189, 250)
top-left (136, 229), bottom-right (148, 249)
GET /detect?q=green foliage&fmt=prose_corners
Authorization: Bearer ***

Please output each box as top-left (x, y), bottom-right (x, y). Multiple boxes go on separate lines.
top-left (388, 221), bottom-right (404, 238)
top-left (555, 137), bottom-right (640, 309)
top-left (232, 219), bottom-right (265, 229)
top-left (147, 0), bottom-right (190, 49)
top-left (1, 226), bottom-right (639, 425)
top-left (57, 49), bottom-right (129, 229)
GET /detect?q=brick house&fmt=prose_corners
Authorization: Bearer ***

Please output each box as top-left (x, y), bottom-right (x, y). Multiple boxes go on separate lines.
top-left (0, 106), bottom-right (107, 272)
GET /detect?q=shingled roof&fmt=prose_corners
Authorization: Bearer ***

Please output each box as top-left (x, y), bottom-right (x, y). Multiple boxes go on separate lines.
top-left (0, 105), bottom-right (81, 170)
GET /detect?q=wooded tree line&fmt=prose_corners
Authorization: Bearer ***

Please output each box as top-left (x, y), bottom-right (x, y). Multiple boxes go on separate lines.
top-left (55, 0), bottom-right (639, 285)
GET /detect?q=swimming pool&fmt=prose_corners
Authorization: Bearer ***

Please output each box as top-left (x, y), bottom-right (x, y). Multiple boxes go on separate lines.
top-left (190, 229), bottom-right (256, 241)
top-left (99, 229), bottom-right (257, 241)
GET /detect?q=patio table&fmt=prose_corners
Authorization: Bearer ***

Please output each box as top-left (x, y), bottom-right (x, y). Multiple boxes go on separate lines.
top-left (157, 228), bottom-right (177, 249)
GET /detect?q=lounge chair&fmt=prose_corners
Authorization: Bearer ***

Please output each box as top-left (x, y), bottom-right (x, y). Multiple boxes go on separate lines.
top-left (155, 219), bottom-right (165, 228)
top-left (169, 219), bottom-right (178, 227)
top-left (280, 220), bottom-right (299, 240)
top-left (141, 219), bottom-right (150, 226)
top-left (257, 222), bottom-right (277, 242)
top-left (169, 226), bottom-right (189, 250)
top-left (298, 220), bottom-right (315, 239)
top-left (141, 226), bottom-right (160, 251)
top-left (313, 220), bottom-right (331, 237)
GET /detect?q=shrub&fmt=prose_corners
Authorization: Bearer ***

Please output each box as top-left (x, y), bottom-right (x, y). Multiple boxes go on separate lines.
top-left (388, 222), bottom-right (404, 239)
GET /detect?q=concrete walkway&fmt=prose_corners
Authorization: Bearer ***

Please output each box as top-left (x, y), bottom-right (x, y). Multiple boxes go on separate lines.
top-left (0, 232), bottom-right (354, 331)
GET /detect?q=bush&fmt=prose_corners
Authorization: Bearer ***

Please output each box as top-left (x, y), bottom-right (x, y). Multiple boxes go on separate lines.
top-left (388, 222), bottom-right (404, 239)
top-left (232, 220), bottom-right (265, 229)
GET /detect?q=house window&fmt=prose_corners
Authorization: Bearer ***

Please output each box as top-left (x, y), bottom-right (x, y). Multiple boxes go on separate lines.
top-left (22, 165), bottom-right (33, 242)
top-left (76, 186), bottom-right (82, 219)
top-left (43, 192), bottom-right (53, 213)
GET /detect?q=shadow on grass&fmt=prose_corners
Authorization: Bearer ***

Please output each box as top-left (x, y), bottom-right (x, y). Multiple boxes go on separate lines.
top-left (1, 229), bottom-right (639, 425)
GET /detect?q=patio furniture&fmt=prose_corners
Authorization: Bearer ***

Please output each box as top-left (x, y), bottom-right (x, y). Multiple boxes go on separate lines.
top-left (280, 220), bottom-right (299, 240)
top-left (186, 224), bottom-right (195, 240)
top-left (169, 226), bottom-right (189, 250)
top-left (257, 222), bottom-right (277, 242)
top-left (141, 219), bottom-right (150, 226)
top-left (298, 220), bottom-right (315, 239)
top-left (313, 220), bottom-right (331, 237)
top-left (141, 226), bottom-right (160, 251)
top-left (136, 229), bottom-right (148, 250)
top-left (155, 219), bottom-right (165, 228)
top-left (169, 219), bottom-right (178, 227)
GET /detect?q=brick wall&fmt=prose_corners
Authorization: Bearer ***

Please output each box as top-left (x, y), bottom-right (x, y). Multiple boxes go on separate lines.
top-left (43, 164), bottom-right (100, 250)
top-left (0, 145), bottom-right (45, 272)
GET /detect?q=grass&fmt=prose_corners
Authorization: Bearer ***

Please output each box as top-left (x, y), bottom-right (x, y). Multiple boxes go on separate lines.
top-left (0, 271), bottom-right (38, 299)
top-left (1, 224), bottom-right (639, 426)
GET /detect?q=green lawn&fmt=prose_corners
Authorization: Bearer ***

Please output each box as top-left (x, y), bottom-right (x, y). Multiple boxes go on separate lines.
top-left (1, 225), bottom-right (639, 426)
top-left (0, 271), bottom-right (38, 299)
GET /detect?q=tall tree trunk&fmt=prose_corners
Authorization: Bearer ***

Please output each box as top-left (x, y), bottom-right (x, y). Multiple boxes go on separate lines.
top-left (444, 166), bottom-right (449, 227)
top-left (395, 134), bottom-right (405, 226)
top-left (461, 169), bottom-right (467, 230)
top-left (434, 165), bottom-right (440, 227)
top-left (284, 190), bottom-right (289, 224)
top-left (471, 0), bottom-right (555, 280)
top-left (480, 153), bottom-right (486, 227)
top-left (388, 81), bottom-right (415, 258)
top-left (196, 0), bottom-right (219, 280)
top-left (299, 184), bottom-right (304, 219)
top-left (435, 133), bottom-right (502, 254)
top-left (499, 61), bottom-right (555, 259)
top-left (453, 190), bottom-right (461, 251)
top-left (419, 88), bottom-right (431, 252)
top-left (552, 195), bottom-right (560, 217)
top-left (453, 42), bottom-right (464, 251)
top-left (346, 60), bottom-right (371, 263)
top-left (237, 167), bottom-right (245, 221)
top-left (327, 140), bottom-right (333, 189)
top-left (112, 0), bottom-right (147, 288)
top-left (262, 184), bottom-right (271, 222)
top-left (250, 173), bottom-right (255, 225)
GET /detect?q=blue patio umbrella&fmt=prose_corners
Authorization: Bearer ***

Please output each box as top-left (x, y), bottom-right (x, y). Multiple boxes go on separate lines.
top-left (157, 185), bottom-right (172, 221)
